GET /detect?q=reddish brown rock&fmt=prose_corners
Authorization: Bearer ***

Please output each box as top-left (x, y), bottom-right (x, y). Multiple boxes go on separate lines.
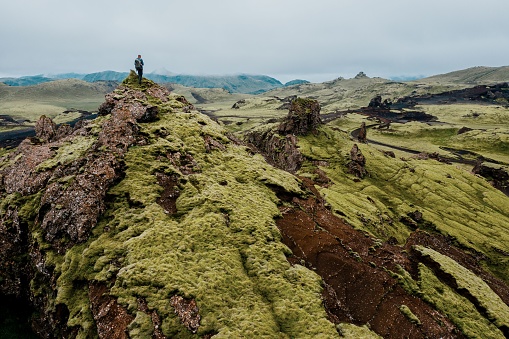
top-left (347, 144), bottom-right (368, 178)
top-left (278, 97), bottom-right (321, 136)
top-left (35, 115), bottom-right (57, 142)
top-left (358, 122), bottom-right (367, 143)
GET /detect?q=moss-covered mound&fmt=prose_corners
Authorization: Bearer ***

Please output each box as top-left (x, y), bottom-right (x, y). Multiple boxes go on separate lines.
top-left (289, 122), bottom-right (509, 337)
top-left (0, 71), bottom-right (339, 338)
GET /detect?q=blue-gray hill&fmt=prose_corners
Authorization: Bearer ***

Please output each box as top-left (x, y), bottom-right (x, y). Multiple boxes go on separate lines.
top-left (1, 71), bottom-right (289, 94)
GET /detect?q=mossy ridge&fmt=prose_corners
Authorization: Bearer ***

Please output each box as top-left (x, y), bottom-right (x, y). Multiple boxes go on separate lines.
top-left (296, 126), bottom-right (509, 282)
top-left (418, 263), bottom-right (504, 338)
top-left (335, 323), bottom-right (382, 338)
top-left (35, 135), bottom-right (96, 172)
top-left (54, 95), bottom-right (338, 337)
top-left (415, 246), bottom-right (509, 330)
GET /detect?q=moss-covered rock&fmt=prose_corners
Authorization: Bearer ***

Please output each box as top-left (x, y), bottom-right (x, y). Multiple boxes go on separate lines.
top-left (0, 74), bottom-right (339, 338)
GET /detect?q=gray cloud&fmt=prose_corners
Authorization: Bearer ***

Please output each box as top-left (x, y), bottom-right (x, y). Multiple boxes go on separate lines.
top-left (2, 0), bottom-right (509, 83)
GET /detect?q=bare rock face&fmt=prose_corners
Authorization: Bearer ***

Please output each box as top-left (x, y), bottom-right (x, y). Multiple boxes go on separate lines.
top-left (473, 161), bottom-right (509, 196)
top-left (35, 115), bottom-right (57, 142)
top-left (358, 122), bottom-right (367, 143)
top-left (347, 144), bottom-right (368, 178)
top-left (278, 97), bottom-right (321, 136)
top-left (247, 97), bottom-right (321, 173)
top-left (246, 130), bottom-right (303, 173)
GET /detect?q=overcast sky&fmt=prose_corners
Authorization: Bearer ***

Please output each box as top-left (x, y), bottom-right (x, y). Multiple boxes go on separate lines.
top-left (2, 0), bottom-right (509, 83)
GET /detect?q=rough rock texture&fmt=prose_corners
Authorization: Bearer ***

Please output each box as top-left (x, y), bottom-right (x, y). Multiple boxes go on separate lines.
top-left (246, 129), bottom-right (303, 172)
top-left (347, 144), bottom-right (368, 178)
top-left (275, 178), bottom-right (462, 338)
top-left (169, 295), bottom-right (201, 334)
top-left (357, 122), bottom-right (367, 143)
top-left (35, 115), bottom-right (58, 142)
top-left (246, 97), bottom-right (322, 173)
top-left (0, 72), bottom-right (194, 337)
top-left (473, 161), bottom-right (509, 196)
top-left (278, 97), bottom-right (321, 136)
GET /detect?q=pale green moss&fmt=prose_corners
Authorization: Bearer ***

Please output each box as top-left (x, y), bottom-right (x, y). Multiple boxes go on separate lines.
top-left (398, 305), bottom-right (421, 325)
top-left (128, 312), bottom-right (154, 338)
top-left (36, 135), bottom-right (96, 172)
top-left (296, 126), bottom-right (509, 283)
top-left (336, 323), bottom-right (382, 338)
top-left (418, 263), bottom-right (504, 338)
top-left (51, 86), bottom-right (338, 338)
top-left (415, 246), bottom-right (509, 330)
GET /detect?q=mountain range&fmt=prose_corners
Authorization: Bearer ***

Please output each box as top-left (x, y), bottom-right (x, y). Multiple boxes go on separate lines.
top-left (0, 71), bottom-right (309, 94)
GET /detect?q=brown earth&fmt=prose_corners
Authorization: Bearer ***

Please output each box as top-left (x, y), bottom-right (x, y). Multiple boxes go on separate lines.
top-left (273, 173), bottom-right (509, 338)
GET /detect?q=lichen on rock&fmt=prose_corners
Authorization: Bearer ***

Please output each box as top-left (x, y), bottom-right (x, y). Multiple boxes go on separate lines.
top-left (0, 72), bottom-right (339, 338)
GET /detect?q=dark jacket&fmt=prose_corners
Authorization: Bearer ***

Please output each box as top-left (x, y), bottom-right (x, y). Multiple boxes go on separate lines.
top-left (135, 58), bottom-right (144, 69)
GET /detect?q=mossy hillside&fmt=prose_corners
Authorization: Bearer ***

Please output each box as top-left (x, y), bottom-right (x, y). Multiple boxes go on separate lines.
top-left (415, 246), bottom-right (509, 330)
top-left (297, 126), bottom-right (509, 282)
top-left (417, 263), bottom-right (505, 338)
top-left (53, 96), bottom-right (338, 337)
top-left (417, 104), bottom-right (509, 127)
top-left (335, 323), bottom-right (382, 338)
top-left (35, 135), bottom-right (96, 172)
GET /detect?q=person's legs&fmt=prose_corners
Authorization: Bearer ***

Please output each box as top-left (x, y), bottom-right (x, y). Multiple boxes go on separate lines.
top-left (137, 68), bottom-right (143, 84)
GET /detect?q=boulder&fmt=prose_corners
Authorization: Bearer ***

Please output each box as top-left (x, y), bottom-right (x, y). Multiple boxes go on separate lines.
top-left (347, 144), bottom-right (368, 178)
top-left (35, 115), bottom-right (57, 142)
top-left (278, 97), bottom-right (321, 136)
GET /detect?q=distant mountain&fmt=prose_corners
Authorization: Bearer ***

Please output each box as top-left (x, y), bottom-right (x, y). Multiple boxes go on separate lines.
top-left (82, 71), bottom-right (129, 82)
top-left (1, 71), bottom-right (289, 94)
top-left (421, 66), bottom-right (509, 84)
top-left (1, 75), bottom-right (54, 86)
top-left (389, 75), bottom-right (425, 82)
top-left (284, 79), bottom-right (310, 87)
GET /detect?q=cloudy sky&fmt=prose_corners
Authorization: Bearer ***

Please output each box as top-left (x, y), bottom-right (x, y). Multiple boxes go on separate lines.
top-left (2, 0), bottom-right (509, 83)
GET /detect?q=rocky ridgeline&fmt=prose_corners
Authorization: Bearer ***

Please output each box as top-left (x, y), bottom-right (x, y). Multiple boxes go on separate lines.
top-left (0, 72), bottom-right (339, 338)
top-left (1, 72), bottom-right (509, 338)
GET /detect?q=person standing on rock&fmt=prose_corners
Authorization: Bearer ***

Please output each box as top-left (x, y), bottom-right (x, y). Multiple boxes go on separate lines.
top-left (134, 54), bottom-right (144, 84)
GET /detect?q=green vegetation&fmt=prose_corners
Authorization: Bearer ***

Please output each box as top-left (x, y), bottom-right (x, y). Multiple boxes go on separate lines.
top-left (398, 305), bottom-right (421, 325)
top-left (336, 323), bottom-right (381, 338)
top-left (415, 246), bottom-right (509, 330)
top-left (418, 263), bottom-right (504, 338)
top-left (0, 79), bottom-right (113, 123)
top-left (294, 125), bottom-right (509, 285)
top-left (35, 135), bottom-right (97, 172)
top-left (46, 78), bottom-right (338, 338)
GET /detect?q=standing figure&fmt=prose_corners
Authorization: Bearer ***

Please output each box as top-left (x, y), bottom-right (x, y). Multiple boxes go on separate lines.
top-left (134, 54), bottom-right (144, 84)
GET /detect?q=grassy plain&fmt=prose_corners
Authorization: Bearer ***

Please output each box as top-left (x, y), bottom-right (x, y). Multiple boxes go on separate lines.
top-left (0, 79), bottom-right (113, 124)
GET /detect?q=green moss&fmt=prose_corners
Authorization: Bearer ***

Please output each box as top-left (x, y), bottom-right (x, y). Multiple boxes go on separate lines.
top-left (296, 126), bottom-right (509, 282)
top-left (336, 323), bottom-right (382, 338)
top-left (415, 246), bottom-right (509, 330)
top-left (128, 312), bottom-right (154, 338)
top-left (418, 263), bottom-right (504, 338)
top-left (36, 136), bottom-right (96, 172)
top-left (388, 265), bottom-right (420, 296)
top-left (50, 84), bottom-right (338, 338)
top-left (398, 305), bottom-right (421, 325)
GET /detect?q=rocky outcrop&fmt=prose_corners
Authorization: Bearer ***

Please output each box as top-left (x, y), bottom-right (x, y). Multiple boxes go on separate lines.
top-left (246, 97), bottom-right (321, 173)
top-left (0, 73), bottom-right (340, 338)
top-left (277, 97), bottom-right (321, 136)
top-left (247, 130), bottom-right (303, 173)
top-left (473, 161), bottom-right (509, 196)
top-left (347, 144), bottom-right (368, 178)
top-left (0, 72), bottom-right (195, 337)
top-left (357, 122), bottom-right (367, 143)
top-left (368, 95), bottom-right (392, 109)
